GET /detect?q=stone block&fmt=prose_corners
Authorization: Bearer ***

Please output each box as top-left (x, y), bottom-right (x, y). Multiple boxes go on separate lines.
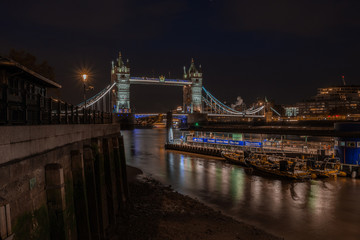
top-left (9, 141), bottom-right (32, 161)
top-left (9, 126), bottom-right (30, 144)
top-left (0, 205), bottom-right (7, 239)
top-left (0, 127), bottom-right (11, 145)
top-left (29, 125), bottom-right (48, 140)
top-left (0, 145), bottom-right (10, 165)
top-left (9, 159), bottom-right (31, 180)
top-left (0, 167), bottom-right (11, 187)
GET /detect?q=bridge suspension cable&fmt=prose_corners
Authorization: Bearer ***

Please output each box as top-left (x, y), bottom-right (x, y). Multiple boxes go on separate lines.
top-left (270, 107), bottom-right (281, 116)
top-left (202, 87), bottom-right (265, 116)
top-left (77, 82), bottom-right (116, 110)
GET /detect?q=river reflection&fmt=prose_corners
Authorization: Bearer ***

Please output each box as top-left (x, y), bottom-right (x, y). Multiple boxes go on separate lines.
top-left (122, 129), bottom-right (360, 240)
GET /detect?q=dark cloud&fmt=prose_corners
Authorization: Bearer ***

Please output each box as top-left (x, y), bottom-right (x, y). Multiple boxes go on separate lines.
top-left (4, 0), bottom-right (186, 37)
top-left (0, 0), bottom-right (360, 112)
top-left (222, 0), bottom-right (360, 37)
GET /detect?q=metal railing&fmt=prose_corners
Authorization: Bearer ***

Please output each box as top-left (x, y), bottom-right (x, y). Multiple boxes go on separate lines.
top-left (0, 85), bottom-right (113, 125)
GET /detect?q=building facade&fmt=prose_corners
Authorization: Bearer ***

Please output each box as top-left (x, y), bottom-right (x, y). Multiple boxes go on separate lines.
top-left (0, 56), bottom-right (61, 124)
top-left (296, 85), bottom-right (360, 116)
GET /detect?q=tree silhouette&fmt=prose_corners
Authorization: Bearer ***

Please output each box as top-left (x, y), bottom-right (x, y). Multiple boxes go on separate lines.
top-left (8, 49), bottom-right (55, 80)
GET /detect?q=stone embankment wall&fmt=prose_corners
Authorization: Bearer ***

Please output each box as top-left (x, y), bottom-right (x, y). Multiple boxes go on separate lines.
top-left (0, 124), bottom-right (129, 240)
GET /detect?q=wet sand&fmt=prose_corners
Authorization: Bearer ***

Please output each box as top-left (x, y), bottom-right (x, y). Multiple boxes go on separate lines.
top-left (113, 165), bottom-right (282, 240)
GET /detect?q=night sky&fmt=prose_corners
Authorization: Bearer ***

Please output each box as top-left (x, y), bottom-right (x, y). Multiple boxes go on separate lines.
top-left (1, 0), bottom-right (360, 112)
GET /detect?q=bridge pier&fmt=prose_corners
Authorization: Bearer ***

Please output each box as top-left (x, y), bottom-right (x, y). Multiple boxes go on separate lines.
top-left (113, 113), bottom-right (135, 130)
top-left (187, 113), bottom-right (208, 127)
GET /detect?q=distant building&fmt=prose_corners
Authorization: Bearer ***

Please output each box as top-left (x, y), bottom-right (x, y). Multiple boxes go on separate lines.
top-left (297, 85), bottom-right (360, 116)
top-left (284, 106), bottom-right (299, 117)
top-left (0, 56), bottom-right (61, 124)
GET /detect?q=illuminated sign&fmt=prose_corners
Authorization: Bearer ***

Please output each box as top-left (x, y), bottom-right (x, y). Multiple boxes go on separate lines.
top-left (245, 141), bottom-right (262, 147)
top-left (191, 138), bottom-right (261, 147)
top-left (192, 137), bottom-right (203, 143)
top-left (215, 139), bottom-right (229, 144)
top-left (229, 140), bottom-right (244, 146)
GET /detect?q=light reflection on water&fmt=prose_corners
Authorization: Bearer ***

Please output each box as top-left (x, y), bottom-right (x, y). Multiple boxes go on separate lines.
top-left (122, 129), bottom-right (360, 240)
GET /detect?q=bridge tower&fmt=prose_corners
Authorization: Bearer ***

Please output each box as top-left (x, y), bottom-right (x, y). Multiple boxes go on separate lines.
top-left (183, 59), bottom-right (203, 113)
top-left (111, 52), bottom-right (131, 113)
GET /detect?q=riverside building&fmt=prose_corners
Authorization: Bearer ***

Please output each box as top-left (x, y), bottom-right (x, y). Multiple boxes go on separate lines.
top-left (293, 85), bottom-right (360, 117)
top-left (0, 56), bottom-right (61, 124)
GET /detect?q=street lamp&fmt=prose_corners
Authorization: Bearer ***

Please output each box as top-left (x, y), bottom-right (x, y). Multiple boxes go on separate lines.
top-left (82, 74), bottom-right (87, 109)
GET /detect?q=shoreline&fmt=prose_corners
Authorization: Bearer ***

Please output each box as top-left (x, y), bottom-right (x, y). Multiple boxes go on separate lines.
top-left (114, 165), bottom-right (283, 240)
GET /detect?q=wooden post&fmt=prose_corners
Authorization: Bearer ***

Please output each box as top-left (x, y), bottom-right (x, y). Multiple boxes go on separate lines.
top-left (57, 101), bottom-right (61, 124)
top-left (3, 85), bottom-right (9, 124)
top-left (83, 146), bottom-right (101, 240)
top-left (76, 106), bottom-right (79, 124)
top-left (48, 99), bottom-right (52, 124)
top-left (118, 135), bottom-right (129, 202)
top-left (102, 138), bottom-right (117, 224)
top-left (45, 163), bottom-right (67, 240)
top-left (65, 103), bottom-right (68, 124)
top-left (93, 110), bottom-right (96, 124)
top-left (70, 105), bottom-right (74, 124)
top-left (91, 138), bottom-right (109, 238)
top-left (0, 199), bottom-right (12, 240)
top-left (70, 150), bottom-right (91, 240)
top-left (112, 137), bottom-right (126, 212)
top-left (83, 108), bottom-right (86, 124)
top-left (22, 90), bottom-right (28, 124)
top-left (37, 94), bottom-right (42, 124)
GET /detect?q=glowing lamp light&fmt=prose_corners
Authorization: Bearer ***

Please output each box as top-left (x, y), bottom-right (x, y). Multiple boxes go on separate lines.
top-left (82, 74), bottom-right (88, 81)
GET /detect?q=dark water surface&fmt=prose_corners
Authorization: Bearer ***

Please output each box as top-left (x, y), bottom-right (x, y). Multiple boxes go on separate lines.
top-left (122, 129), bottom-right (360, 240)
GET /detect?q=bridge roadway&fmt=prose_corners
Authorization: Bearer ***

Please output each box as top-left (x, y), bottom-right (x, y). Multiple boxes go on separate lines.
top-left (135, 113), bottom-right (187, 118)
top-left (130, 77), bottom-right (192, 86)
top-left (135, 113), bottom-right (265, 119)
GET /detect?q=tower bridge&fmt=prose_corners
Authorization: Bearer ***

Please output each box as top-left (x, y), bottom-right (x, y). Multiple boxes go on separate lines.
top-left (77, 52), bottom-right (266, 118)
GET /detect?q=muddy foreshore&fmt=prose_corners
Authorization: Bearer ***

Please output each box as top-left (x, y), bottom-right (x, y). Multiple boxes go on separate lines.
top-left (111, 166), bottom-right (283, 240)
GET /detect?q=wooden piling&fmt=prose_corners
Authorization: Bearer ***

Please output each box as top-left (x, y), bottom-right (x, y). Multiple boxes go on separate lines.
top-left (70, 150), bottom-right (91, 240)
top-left (0, 200), bottom-right (12, 240)
top-left (83, 145), bottom-right (101, 240)
top-left (102, 138), bottom-right (117, 224)
top-left (91, 138), bottom-right (109, 238)
top-left (118, 135), bottom-right (129, 202)
top-left (112, 137), bottom-right (126, 212)
top-left (45, 163), bottom-right (67, 240)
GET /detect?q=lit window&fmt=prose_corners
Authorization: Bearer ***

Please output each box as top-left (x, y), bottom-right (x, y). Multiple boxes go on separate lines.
top-left (340, 141), bottom-right (346, 147)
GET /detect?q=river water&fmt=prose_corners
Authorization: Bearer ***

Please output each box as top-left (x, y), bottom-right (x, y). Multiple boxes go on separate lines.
top-left (122, 128), bottom-right (360, 240)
